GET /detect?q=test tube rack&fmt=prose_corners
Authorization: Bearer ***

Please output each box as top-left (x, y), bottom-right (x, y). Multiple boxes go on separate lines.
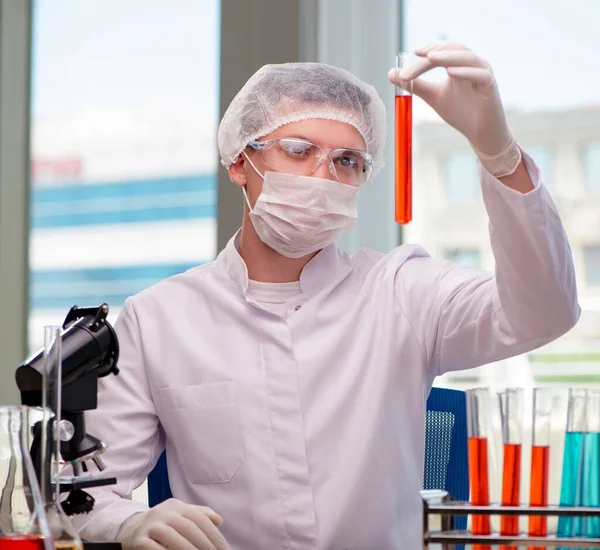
top-left (422, 491), bottom-right (600, 548)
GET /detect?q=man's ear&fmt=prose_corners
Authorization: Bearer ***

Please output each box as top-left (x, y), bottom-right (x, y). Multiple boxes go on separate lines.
top-left (229, 156), bottom-right (247, 188)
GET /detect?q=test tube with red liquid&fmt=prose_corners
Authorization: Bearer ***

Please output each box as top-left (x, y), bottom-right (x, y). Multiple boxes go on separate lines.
top-left (466, 388), bottom-right (492, 550)
top-left (498, 388), bottom-right (524, 550)
top-left (528, 388), bottom-right (552, 550)
top-left (395, 53), bottom-right (412, 225)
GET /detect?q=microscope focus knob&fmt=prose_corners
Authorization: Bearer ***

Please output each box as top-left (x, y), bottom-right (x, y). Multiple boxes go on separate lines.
top-left (54, 419), bottom-right (75, 442)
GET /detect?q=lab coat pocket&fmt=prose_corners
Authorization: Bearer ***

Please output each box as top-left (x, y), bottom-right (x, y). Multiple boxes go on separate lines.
top-left (158, 381), bottom-right (244, 484)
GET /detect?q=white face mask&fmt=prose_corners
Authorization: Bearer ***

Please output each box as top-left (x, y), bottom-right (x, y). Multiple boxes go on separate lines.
top-left (243, 171), bottom-right (359, 259)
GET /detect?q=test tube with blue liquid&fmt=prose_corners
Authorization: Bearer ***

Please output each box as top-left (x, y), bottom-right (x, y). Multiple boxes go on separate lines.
top-left (581, 389), bottom-right (600, 537)
top-left (557, 388), bottom-right (600, 543)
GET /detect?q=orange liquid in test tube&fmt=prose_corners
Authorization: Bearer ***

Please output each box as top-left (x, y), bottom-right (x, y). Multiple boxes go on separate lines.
top-left (467, 389), bottom-right (493, 550)
top-left (528, 388), bottom-right (552, 550)
top-left (394, 94), bottom-right (412, 224)
top-left (468, 437), bottom-right (491, 536)
top-left (498, 388), bottom-right (524, 550)
top-left (500, 443), bottom-right (522, 550)
top-left (528, 445), bottom-right (550, 550)
top-left (395, 53), bottom-right (413, 225)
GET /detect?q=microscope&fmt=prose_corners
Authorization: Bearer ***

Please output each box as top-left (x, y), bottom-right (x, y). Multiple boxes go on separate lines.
top-left (16, 304), bottom-right (120, 517)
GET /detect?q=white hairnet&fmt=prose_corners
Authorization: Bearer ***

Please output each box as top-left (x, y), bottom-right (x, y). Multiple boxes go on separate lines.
top-left (218, 62), bottom-right (387, 178)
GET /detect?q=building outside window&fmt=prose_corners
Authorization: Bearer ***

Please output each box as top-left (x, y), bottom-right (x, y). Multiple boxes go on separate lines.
top-left (582, 142), bottom-right (600, 194)
top-left (584, 245), bottom-right (600, 286)
top-left (527, 145), bottom-right (554, 189)
top-left (442, 151), bottom-right (480, 203)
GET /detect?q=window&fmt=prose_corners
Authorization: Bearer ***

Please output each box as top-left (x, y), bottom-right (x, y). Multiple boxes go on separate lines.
top-left (444, 248), bottom-right (481, 269)
top-left (527, 146), bottom-right (554, 188)
top-left (405, 0), bottom-right (600, 401)
top-left (582, 142), bottom-right (600, 194)
top-left (442, 152), bottom-right (480, 203)
top-left (28, 0), bottom-right (220, 351)
top-left (584, 245), bottom-right (600, 286)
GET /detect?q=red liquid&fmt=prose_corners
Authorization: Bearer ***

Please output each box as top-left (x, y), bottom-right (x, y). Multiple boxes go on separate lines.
top-left (468, 436), bottom-right (491, 550)
top-left (500, 443), bottom-right (522, 550)
top-left (528, 445), bottom-right (550, 550)
top-left (0, 535), bottom-right (48, 550)
top-left (395, 94), bottom-right (412, 225)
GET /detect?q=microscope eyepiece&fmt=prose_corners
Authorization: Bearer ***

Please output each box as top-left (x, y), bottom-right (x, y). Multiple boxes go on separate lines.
top-left (16, 303), bottom-right (119, 399)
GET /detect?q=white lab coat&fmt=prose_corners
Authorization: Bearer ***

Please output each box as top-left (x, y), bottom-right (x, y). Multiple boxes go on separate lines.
top-left (72, 153), bottom-right (579, 549)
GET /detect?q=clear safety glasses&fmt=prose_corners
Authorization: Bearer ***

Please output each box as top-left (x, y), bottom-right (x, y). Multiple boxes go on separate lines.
top-left (247, 138), bottom-right (374, 186)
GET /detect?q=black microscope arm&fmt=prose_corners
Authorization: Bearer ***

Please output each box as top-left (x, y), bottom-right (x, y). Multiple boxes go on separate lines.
top-left (16, 304), bottom-right (120, 515)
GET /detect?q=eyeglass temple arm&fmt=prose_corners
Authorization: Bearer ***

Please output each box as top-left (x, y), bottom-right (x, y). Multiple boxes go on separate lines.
top-left (247, 140), bottom-right (270, 150)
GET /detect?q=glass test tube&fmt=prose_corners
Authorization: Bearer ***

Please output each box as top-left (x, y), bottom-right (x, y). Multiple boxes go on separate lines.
top-left (558, 388), bottom-right (587, 539)
top-left (395, 53), bottom-right (413, 225)
top-left (528, 388), bottom-right (552, 550)
top-left (467, 388), bottom-right (492, 548)
top-left (582, 389), bottom-right (600, 538)
top-left (43, 327), bottom-right (84, 550)
top-left (44, 327), bottom-right (62, 502)
top-left (498, 388), bottom-right (524, 549)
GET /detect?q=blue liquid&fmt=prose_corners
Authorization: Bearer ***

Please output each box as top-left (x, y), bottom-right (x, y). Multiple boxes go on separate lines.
top-left (558, 431), bottom-right (584, 538)
top-left (557, 431), bottom-right (600, 545)
top-left (582, 433), bottom-right (600, 537)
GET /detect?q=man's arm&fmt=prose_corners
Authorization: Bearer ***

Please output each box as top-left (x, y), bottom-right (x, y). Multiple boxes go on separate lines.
top-left (397, 151), bottom-right (580, 379)
top-left (69, 298), bottom-right (163, 541)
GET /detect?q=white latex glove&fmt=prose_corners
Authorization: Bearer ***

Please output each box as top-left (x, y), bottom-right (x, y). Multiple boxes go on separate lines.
top-left (116, 499), bottom-right (229, 550)
top-left (388, 41), bottom-right (521, 177)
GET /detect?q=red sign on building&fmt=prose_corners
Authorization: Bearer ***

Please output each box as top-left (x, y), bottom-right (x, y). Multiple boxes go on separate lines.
top-left (31, 157), bottom-right (83, 183)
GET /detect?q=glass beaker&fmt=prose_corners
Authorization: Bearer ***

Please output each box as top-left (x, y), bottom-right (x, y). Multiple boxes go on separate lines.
top-left (395, 52), bottom-right (413, 225)
top-left (0, 406), bottom-right (53, 549)
top-left (41, 326), bottom-right (84, 550)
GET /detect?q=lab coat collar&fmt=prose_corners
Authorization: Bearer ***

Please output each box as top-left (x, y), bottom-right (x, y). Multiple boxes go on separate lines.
top-left (216, 228), bottom-right (341, 297)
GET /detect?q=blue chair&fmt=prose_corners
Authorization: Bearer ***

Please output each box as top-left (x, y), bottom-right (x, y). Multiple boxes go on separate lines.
top-left (148, 387), bottom-right (470, 529)
top-left (148, 450), bottom-right (173, 507)
top-left (424, 386), bottom-right (469, 531)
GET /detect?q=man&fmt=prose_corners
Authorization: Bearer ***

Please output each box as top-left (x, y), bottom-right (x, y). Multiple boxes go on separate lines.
top-left (72, 42), bottom-right (580, 549)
